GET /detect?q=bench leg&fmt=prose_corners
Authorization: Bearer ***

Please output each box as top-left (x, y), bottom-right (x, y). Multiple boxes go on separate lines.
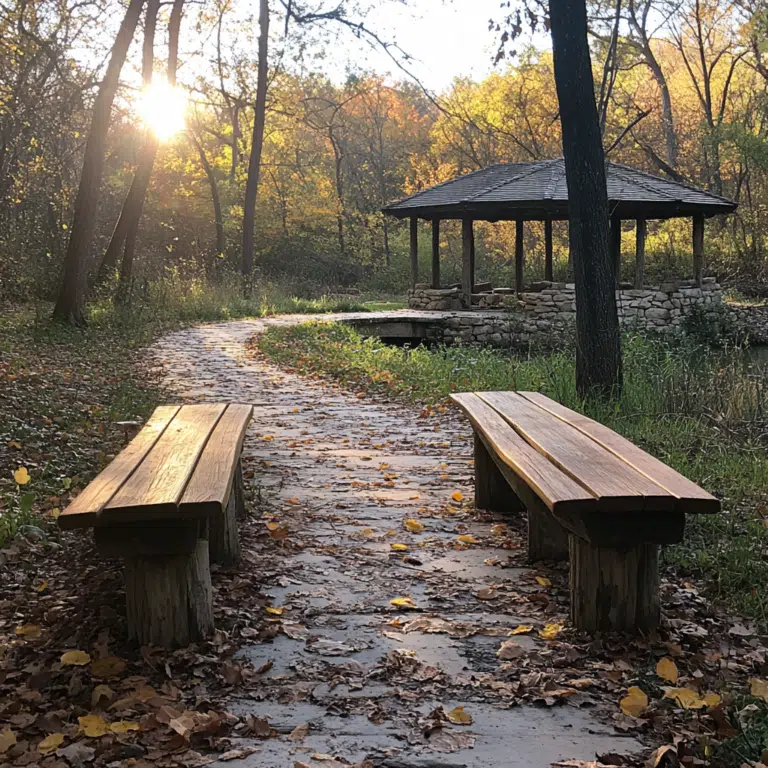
top-left (569, 534), bottom-right (660, 632)
top-left (233, 459), bottom-right (247, 520)
top-left (474, 434), bottom-right (525, 513)
top-left (209, 473), bottom-right (242, 567)
top-left (125, 538), bottom-right (214, 647)
top-left (528, 506), bottom-right (570, 562)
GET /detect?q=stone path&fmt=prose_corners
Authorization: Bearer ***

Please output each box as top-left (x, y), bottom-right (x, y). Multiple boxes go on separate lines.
top-left (150, 318), bottom-right (641, 768)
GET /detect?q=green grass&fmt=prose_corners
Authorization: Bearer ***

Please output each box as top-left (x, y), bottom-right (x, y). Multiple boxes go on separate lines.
top-left (259, 322), bottom-right (768, 623)
top-left (362, 299), bottom-right (408, 312)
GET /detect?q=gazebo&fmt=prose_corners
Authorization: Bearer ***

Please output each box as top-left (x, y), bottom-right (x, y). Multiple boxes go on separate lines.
top-left (383, 159), bottom-right (737, 302)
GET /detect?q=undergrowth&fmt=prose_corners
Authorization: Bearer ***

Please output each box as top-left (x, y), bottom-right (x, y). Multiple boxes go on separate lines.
top-left (259, 322), bottom-right (768, 624)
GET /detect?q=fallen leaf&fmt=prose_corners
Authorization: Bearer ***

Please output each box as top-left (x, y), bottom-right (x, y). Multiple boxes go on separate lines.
top-left (404, 519), bottom-right (424, 533)
top-left (509, 624), bottom-right (534, 635)
top-left (538, 622), bottom-right (563, 640)
top-left (535, 575), bottom-right (551, 587)
top-left (704, 692), bottom-right (722, 708)
top-left (751, 678), bottom-right (768, 701)
top-left (289, 722), bottom-right (310, 741)
top-left (91, 656), bottom-right (126, 678)
top-left (656, 657), bottom-right (679, 683)
top-left (457, 534), bottom-right (478, 544)
top-left (15, 624), bottom-right (41, 638)
top-left (220, 747), bottom-right (261, 761)
top-left (446, 706), bottom-right (472, 725)
top-left (78, 714), bottom-right (109, 737)
top-left (39, 733), bottom-right (65, 755)
top-left (663, 687), bottom-right (707, 709)
top-left (390, 596), bottom-right (418, 610)
top-left (265, 606), bottom-right (284, 616)
top-left (451, 491), bottom-right (464, 502)
top-left (0, 729), bottom-right (16, 754)
top-left (619, 686), bottom-right (648, 717)
top-left (497, 640), bottom-right (525, 660)
top-left (391, 543), bottom-right (408, 551)
top-left (61, 650), bottom-right (91, 666)
top-left (109, 721), bottom-right (139, 734)
top-left (56, 743), bottom-right (95, 766)
top-left (91, 684), bottom-right (114, 709)
top-left (14, 467), bottom-right (30, 485)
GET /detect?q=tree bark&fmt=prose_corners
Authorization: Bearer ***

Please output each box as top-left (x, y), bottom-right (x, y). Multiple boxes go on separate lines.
top-left (192, 135), bottom-right (225, 260)
top-left (241, 0), bottom-right (269, 278)
top-left (52, 0), bottom-right (145, 324)
top-left (550, 0), bottom-right (622, 397)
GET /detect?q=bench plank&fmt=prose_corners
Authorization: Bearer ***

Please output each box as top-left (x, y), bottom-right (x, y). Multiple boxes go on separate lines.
top-left (518, 392), bottom-right (720, 515)
top-left (58, 405), bottom-right (181, 530)
top-left (479, 392), bottom-right (674, 512)
top-left (104, 404), bottom-right (226, 520)
top-left (180, 403), bottom-right (253, 518)
top-left (451, 393), bottom-right (596, 515)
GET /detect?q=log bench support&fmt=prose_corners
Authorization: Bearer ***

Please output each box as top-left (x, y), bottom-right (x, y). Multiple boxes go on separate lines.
top-left (209, 459), bottom-right (245, 567)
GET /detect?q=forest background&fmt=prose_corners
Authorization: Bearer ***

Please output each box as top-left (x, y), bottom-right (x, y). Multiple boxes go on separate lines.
top-left (1, 0), bottom-right (767, 308)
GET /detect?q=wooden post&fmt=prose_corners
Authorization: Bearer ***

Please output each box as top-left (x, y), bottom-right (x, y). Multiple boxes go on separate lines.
top-left (609, 214), bottom-right (622, 283)
top-left (528, 506), bottom-right (570, 562)
top-left (474, 435), bottom-right (525, 514)
top-left (124, 537), bottom-right (214, 647)
top-left (233, 460), bottom-right (246, 520)
top-left (209, 469), bottom-right (242, 568)
top-left (544, 219), bottom-right (554, 281)
top-left (569, 535), bottom-right (660, 631)
top-left (431, 219), bottom-right (440, 289)
top-left (461, 219), bottom-right (474, 306)
top-left (409, 217), bottom-right (418, 289)
top-left (515, 220), bottom-right (524, 293)
top-left (693, 214), bottom-right (704, 287)
top-left (634, 219), bottom-right (646, 289)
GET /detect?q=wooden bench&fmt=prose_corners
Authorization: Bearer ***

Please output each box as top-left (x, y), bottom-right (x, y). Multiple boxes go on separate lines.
top-left (58, 403), bottom-right (253, 647)
top-left (451, 391), bottom-right (720, 632)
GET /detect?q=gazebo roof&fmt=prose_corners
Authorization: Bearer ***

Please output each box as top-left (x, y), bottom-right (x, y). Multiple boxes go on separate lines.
top-left (383, 158), bottom-right (737, 221)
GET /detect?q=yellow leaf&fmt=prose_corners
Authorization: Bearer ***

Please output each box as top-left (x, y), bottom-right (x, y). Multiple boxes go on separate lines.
top-left (404, 519), bottom-right (424, 533)
top-left (14, 467), bottom-right (30, 485)
top-left (703, 692), bottom-right (722, 708)
top-left (391, 543), bottom-right (409, 551)
top-left (262, 435), bottom-right (274, 441)
top-left (457, 534), bottom-right (478, 544)
top-left (446, 706), bottom-right (472, 725)
top-left (663, 687), bottom-right (707, 709)
top-left (451, 491), bottom-right (464, 502)
top-left (509, 625), bottom-right (534, 635)
top-left (390, 596), bottom-right (417, 610)
top-left (266, 521), bottom-right (281, 531)
top-left (109, 721), bottom-right (139, 734)
top-left (535, 576), bottom-right (551, 587)
top-left (0, 728), bottom-right (16, 754)
top-left (265, 606), bottom-right (284, 616)
top-left (79, 714), bottom-right (109, 737)
top-left (490, 524), bottom-right (506, 537)
top-left (34, 580), bottom-right (48, 593)
top-left (361, 528), bottom-right (375, 535)
top-left (91, 656), bottom-right (126, 678)
top-left (39, 733), bottom-right (64, 755)
top-left (15, 624), bottom-right (41, 638)
top-left (538, 622), bottom-right (563, 640)
top-left (751, 678), bottom-right (768, 701)
top-left (656, 657), bottom-right (679, 683)
top-left (619, 686), bottom-right (648, 717)
top-left (61, 650), bottom-right (91, 666)
top-left (286, 497), bottom-right (299, 504)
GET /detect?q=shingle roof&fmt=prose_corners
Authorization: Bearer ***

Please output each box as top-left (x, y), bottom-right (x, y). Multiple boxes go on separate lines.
top-left (383, 159), bottom-right (737, 220)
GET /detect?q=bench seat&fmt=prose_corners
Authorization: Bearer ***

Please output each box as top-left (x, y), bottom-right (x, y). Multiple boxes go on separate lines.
top-left (452, 391), bottom-right (719, 632)
top-left (59, 403), bottom-right (253, 647)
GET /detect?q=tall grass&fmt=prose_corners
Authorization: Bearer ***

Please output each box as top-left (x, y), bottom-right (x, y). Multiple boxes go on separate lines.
top-left (259, 322), bottom-right (768, 621)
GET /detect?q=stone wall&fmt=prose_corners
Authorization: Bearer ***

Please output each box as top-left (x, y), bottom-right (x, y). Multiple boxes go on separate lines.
top-left (407, 287), bottom-right (464, 311)
top-left (728, 304), bottom-right (768, 344)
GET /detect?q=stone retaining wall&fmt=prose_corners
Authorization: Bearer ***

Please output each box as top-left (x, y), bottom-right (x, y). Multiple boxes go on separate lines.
top-left (728, 304), bottom-right (768, 344)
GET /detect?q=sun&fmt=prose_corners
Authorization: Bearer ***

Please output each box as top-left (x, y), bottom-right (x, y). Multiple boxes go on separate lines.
top-left (137, 80), bottom-right (187, 141)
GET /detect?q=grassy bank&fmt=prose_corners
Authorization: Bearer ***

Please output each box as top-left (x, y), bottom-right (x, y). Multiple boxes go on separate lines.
top-left (259, 322), bottom-right (768, 622)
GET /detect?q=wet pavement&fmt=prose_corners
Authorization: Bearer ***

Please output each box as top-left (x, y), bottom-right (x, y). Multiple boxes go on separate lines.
top-left (149, 318), bottom-right (641, 768)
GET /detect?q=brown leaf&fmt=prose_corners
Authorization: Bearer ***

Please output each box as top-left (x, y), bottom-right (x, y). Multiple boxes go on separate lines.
top-left (289, 722), bottom-right (310, 741)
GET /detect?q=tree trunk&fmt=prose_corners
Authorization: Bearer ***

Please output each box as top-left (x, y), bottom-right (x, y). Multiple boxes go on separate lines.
top-left (52, 0), bottom-right (146, 324)
top-left (193, 136), bottom-right (225, 260)
top-left (116, 0), bottom-right (184, 304)
top-left (549, 0), bottom-right (622, 397)
top-left (241, 0), bottom-right (269, 278)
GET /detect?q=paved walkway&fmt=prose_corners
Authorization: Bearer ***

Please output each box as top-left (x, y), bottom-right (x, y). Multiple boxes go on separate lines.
top-left (150, 318), bottom-right (640, 768)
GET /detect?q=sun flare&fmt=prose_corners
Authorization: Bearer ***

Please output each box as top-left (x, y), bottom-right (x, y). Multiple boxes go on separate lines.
top-left (137, 80), bottom-right (187, 141)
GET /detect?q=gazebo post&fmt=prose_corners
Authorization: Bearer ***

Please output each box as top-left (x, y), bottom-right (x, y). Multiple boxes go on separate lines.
top-left (431, 219), bottom-right (440, 289)
top-left (693, 214), bottom-right (704, 287)
top-left (409, 217), bottom-right (419, 289)
top-left (462, 219), bottom-right (474, 306)
top-left (635, 219), bottom-right (646, 289)
top-left (515, 220), bottom-right (524, 293)
top-left (544, 219), bottom-right (553, 282)
top-left (610, 214), bottom-right (622, 282)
